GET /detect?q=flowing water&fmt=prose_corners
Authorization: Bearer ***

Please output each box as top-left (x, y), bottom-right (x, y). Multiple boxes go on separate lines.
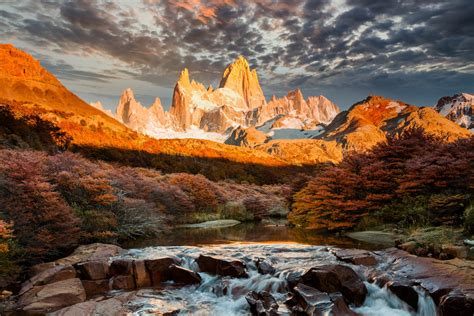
top-left (119, 222), bottom-right (437, 315)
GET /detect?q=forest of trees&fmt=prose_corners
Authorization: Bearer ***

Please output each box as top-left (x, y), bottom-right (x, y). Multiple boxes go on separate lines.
top-left (290, 128), bottom-right (474, 231)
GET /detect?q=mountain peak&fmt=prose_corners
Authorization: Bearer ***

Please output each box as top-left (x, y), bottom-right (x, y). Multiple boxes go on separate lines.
top-left (219, 55), bottom-right (266, 109)
top-left (177, 68), bottom-right (190, 87)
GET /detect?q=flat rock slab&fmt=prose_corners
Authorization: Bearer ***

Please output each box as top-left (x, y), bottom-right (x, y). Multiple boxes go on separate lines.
top-left (376, 248), bottom-right (474, 304)
top-left (331, 248), bottom-right (378, 266)
top-left (179, 219), bottom-right (241, 229)
top-left (56, 243), bottom-right (123, 265)
top-left (346, 231), bottom-right (399, 247)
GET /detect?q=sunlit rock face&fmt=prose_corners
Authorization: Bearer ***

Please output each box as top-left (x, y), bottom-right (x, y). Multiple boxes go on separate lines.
top-left (104, 56), bottom-right (341, 141)
top-left (434, 93), bottom-right (474, 130)
top-left (219, 55), bottom-right (267, 110)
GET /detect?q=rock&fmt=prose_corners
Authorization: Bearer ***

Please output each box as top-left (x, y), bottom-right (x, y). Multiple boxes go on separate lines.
top-left (81, 279), bottom-right (111, 297)
top-left (179, 219), bottom-right (241, 229)
top-left (168, 264), bottom-right (201, 285)
top-left (255, 258), bottom-right (276, 275)
top-left (346, 231), bottom-right (399, 247)
top-left (0, 290), bottom-right (12, 299)
top-left (441, 245), bottom-right (468, 259)
top-left (145, 257), bottom-right (179, 285)
top-left (387, 281), bottom-right (419, 311)
top-left (20, 264), bottom-right (76, 295)
top-left (111, 275), bottom-right (135, 290)
top-left (133, 260), bottom-right (151, 288)
top-left (28, 262), bottom-right (58, 278)
top-left (439, 290), bottom-right (474, 316)
top-left (331, 248), bottom-right (377, 266)
top-left (225, 127), bottom-right (269, 148)
top-left (51, 292), bottom-right (133, 315)
top-left (329, 292), bottom-right (360, 316)
top-left (109, 259), bottom-right (133, 277)
top-left (75, 260), bottom-right (109, 280)
top-left (196, 255), bottom-right (248, 278)
top-left (16, 278), bottom-right (86, 313)
top-left (376, 248), bottom-right (474, 305)
top-left (398, 241), bottom-right (418, 253)
top-left (245, 291), bottom-right (279, 316)
top-left (300, 264), bottom-right (367, 306)
top-left (286, 283), bottom-right (358, 315)
top-left (56, 243), bottom-right (123, 265)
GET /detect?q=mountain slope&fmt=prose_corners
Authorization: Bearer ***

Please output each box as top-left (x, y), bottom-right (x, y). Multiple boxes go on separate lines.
top-left (434, 93), bottom-right (474, 130)
top-left (318, 96), bottom-right (471, 151)
top-left (0, 44), bottom-right (300, 183)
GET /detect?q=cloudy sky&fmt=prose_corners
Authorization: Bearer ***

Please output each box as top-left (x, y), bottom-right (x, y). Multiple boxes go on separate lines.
top-left (1, 0), bottom-right (473, 110)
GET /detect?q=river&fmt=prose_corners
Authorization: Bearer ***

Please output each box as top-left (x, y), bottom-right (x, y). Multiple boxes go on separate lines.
top-left (116, 221), bottom-right (437, 315)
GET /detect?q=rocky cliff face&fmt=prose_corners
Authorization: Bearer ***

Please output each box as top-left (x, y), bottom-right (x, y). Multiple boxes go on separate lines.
top-left (434, 93), bottom-right (473, 130)
top-left (219, 56), bottom-right (266, 110)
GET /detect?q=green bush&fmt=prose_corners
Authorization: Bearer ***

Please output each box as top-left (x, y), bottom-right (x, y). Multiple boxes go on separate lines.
top-left (219, 201), bottom-right (254, 222)
top-left (464, 201), bottom-right (474, 234)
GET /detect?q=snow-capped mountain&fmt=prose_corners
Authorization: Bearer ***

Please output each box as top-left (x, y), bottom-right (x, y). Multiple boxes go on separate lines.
top-left (95, 56), bottom-right (340, 143)
top-left (434, 93), bottom-right (474, 131)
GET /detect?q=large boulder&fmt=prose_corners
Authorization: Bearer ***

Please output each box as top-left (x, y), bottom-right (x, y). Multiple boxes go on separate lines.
top-left (196, 255), bottom-right (248, 278)
top-left (299, 265), bottom-right (367, 306)
top-left (439, 290), bottom-right (474, 316)
top-left (56, 243), bottom-right (123, 265)
top-left (16, 278), bottom-right (86, 313)
top-left (387, 281), bottom-right (419, 311)
top-left (245, 291), bottom-right (278, 316)
top-left (19, 265), bottom-right (76, 295)
top-left (168, 264), bottom-right (201, 285)
top-left (286, 283), bottom-right (358, 315)
top-left (111, 275), bottom-right (135, 290)
top-left (75, 261), bottom-right (109, 280)
top-left (145, 257), bottom-right (179, 285)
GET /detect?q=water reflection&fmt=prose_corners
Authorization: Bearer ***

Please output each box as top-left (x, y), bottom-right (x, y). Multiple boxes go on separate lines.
top-left (123, 220), bottom-right (382, 250)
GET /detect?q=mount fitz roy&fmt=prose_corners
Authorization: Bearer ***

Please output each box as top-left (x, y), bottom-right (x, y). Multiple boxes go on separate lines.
top-left (98, 56), bottom-right (341, 142)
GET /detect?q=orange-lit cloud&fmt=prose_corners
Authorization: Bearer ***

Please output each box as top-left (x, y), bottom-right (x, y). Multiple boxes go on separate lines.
top-left (170, 0), bottom-right (236, 24)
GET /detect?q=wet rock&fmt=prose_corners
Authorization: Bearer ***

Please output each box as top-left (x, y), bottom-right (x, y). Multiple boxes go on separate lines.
top-left (109, 259), bottom-right (134, 277)
top-left (51, 292), bottom-right (134, 315)
top-left (75, 260), bottom-right (109, 280)
top-left (329, 292), bottom-right (360, 315)
top-left (376, 248), bottom-right (474, 306)
top-left (286, 283), bottom-right (359, 315)
top-left (169, 264), bottom-right (201, 285)
top-left (196, 255), bottom-right (248, 278)
top-left (286, 271), bottom-right (303, 290)
top-left (133, 259), bottom-right (151, 288)
top-left (387, 281), bottom-right (419, 311)
top-left (255, 258), bottom-right (276, 275)
top-left (19, 264), bottom-right (76, 295)
top-left (332, 249), bottom-right (377, 266)
top-left (111, 275), bottom-right (135, 290)
top-left (439, 290), bottom-right (474, 316)
top-left (16, 278), bottom-right (86, 313)
top-left (245, 290), bottom-right (278, 316)
top-left (367, 271), bottom-right (391, 287)
top-left (145, 257), bottom-right (179, 285)
top-left (81, 279), bottom-right (111, 297)
top-left (300, 264), bottom-right (367, 306)
top-left (56, 243), bottom-right (123, 265)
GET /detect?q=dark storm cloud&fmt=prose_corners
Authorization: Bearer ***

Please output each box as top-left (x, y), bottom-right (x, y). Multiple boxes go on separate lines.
top-left (0, 0), bottom-right (473, 107)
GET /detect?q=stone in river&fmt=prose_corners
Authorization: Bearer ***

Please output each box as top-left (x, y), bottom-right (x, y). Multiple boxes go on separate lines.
top-left (246, 290), bottom-right (279, 316)
top-left (168, 264), bottom-right (202, 285)
top-left (299, 264), bottom-right (367, 306)
top-left (196, 255), bottom-right (248, 278)
top-left (387, 281), bottom-right (419, 311)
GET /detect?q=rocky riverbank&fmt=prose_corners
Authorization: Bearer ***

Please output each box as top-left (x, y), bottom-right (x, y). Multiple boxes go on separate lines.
top-left (1, 243), bottom-right (473, 315)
